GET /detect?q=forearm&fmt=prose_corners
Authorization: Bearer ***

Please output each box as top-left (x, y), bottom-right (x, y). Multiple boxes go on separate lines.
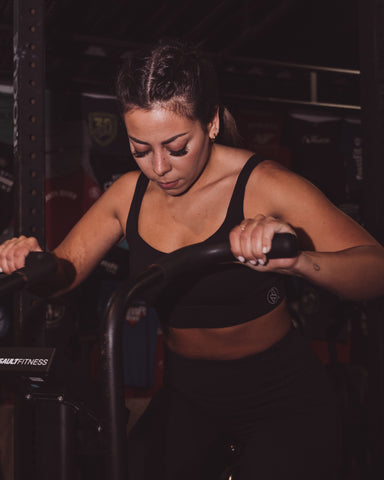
top-left (289, 245), bottom-right (384, 301)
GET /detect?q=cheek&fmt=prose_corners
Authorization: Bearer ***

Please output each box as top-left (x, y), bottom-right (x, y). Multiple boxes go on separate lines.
top-left (189, 140), bottom-right (210, 168)
top-left (180, 154), bottom-right (199, 173)
top-left (133, 158), bottom-right (151, 174)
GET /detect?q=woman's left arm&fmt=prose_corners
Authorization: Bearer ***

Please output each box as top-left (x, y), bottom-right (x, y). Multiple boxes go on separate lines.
top-left (290, 244), bottom-right (384, 301)
top-left (231, 160), bottom-right (384, 301)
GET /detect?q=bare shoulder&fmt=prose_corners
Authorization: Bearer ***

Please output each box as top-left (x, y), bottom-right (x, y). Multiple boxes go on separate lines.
top-left (246, 159), bottom-right (329, 207)
top-left (92, 169), bottom-right (141, 228)
top-left (245, 159), bottom-right (379, 251)
top-left (52, 170), bottom-right (142, 285)
top-left (103, 169), bottom-right (141, 198)
top-left (56, 169), bottom-right (141, 248)
top-left (249, 158), bottom-right (295, 182)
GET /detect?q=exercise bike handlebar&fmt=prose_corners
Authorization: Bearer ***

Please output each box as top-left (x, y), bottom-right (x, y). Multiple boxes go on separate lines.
top-left (100, 232), bottom-right (298, 480)
top-left (150, 232), bottom-right (298, 281)
top-left (124, 232), bottom-right (298, 305)
top-left (0, 252), bottom-right (57, 296)
top-left (0, 233), bottom-right (297, 297)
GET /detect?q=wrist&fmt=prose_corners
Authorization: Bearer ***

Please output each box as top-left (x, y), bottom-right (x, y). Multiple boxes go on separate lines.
top-left (280, 250), bottom-right (313, 278)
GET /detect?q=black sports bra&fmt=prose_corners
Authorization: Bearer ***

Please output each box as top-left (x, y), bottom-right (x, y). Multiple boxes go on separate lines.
top-left (125, 155), bottom-right (286, 329)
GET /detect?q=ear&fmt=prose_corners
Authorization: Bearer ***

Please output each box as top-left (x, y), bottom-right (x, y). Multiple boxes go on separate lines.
top-left (208, 107), bottom-right (220, 141)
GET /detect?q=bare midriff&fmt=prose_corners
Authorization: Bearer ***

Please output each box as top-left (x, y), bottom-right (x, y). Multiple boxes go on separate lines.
top-left (165, 300), bottom-right (293, 360)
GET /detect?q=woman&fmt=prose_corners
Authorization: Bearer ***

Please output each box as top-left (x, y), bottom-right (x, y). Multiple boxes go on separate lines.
top-left (1, 39), bottom-right (384, 479)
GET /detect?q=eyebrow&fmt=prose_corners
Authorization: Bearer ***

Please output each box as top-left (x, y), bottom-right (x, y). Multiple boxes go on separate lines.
top-left (128, 132), bottom-right (189, 145)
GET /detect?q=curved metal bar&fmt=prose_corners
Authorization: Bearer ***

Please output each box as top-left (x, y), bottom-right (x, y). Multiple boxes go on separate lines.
top-left (99, 267), bottom-right (165, 480)
top-left (99, 234), bottom-right (298, 480)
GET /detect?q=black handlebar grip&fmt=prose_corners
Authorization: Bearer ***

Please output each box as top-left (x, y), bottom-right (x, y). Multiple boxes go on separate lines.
top-left (0, 252), bottom-right (57, 296)
top-left (24, 252), bottom-right (58, 285)
top-left (267, 233), bottom-right (298, 259)
top-left (146, 232), bottom-right (299, 287)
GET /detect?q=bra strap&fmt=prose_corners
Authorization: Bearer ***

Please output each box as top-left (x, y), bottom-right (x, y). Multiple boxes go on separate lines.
top-left (225, 154), bottom-right (263, 222)
top-left (126, 173), bottom-right (149, 236)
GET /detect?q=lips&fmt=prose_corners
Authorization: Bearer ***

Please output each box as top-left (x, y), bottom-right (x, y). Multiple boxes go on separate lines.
top-left (158, 180), bottom-right (179, 190)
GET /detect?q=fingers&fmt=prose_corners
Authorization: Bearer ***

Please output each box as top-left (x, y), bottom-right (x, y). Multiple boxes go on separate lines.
top-left (230, 215), bottom-right (295, 267)
top-left (0, 236), bottom-right (42, 274)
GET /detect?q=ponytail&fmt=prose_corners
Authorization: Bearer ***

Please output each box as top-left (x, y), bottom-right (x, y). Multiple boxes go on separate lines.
top-left (217, 106), bottom-right (244, 148)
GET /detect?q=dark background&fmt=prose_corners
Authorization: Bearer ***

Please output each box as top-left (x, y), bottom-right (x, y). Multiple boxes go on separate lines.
top-left (0, 0), bottom-right (360, 95)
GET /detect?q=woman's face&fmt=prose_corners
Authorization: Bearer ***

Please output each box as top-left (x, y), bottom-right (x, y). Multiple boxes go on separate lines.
top-left (123, 106), bottom-right (217, 196)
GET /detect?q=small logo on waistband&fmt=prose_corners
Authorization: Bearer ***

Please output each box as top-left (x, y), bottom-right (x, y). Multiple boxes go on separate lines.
top-left (267, 287), bottom-right (280, 305)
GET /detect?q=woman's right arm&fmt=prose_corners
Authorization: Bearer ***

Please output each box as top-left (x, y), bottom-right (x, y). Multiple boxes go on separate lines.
top-left (0, 171), bottom-right (139, 296)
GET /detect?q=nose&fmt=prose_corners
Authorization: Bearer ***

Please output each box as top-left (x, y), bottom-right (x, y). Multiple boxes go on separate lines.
top-left (153, 151), bottom-right (172, 176)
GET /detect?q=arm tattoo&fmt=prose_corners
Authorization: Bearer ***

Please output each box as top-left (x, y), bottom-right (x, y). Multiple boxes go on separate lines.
top-left (313, 263), bottom-right (320, 272)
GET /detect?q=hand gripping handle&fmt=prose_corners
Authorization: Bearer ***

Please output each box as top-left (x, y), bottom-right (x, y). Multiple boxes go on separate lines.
top-left (0, 252), bottom-right (57, 296)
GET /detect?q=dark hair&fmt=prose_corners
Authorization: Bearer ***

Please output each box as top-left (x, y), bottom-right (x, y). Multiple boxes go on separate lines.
top-left (115, 39), bottom-right (242, 146)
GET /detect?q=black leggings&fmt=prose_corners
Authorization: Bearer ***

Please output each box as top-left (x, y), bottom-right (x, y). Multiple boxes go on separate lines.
top-left (126, 327), bottom-right (342, 479)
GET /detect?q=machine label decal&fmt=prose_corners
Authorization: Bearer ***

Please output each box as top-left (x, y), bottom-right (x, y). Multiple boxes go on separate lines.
top-left (0, 357), bottom-right (49, 366)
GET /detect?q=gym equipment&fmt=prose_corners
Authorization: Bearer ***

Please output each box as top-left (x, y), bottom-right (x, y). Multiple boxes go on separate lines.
top-left (0, 232), bottom-right (298, 479)
top-left (100, 233), bottom-right (298, 480)
top-left (0, 252), bottom-right (103, 480)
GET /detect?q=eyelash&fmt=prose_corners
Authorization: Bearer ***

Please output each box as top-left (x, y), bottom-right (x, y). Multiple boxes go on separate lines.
top-left (131, 146), bottom-right (188, 158)
top-left (170, 146), bottom-right (188, 157)
top-left (131, 150), bottom-right (147, 158)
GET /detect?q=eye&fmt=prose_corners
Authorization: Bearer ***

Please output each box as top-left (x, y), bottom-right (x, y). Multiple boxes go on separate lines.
top-left (131, 150), bottom-right (149, 158)
top-left (169, 146), bottom-right (188, 157)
